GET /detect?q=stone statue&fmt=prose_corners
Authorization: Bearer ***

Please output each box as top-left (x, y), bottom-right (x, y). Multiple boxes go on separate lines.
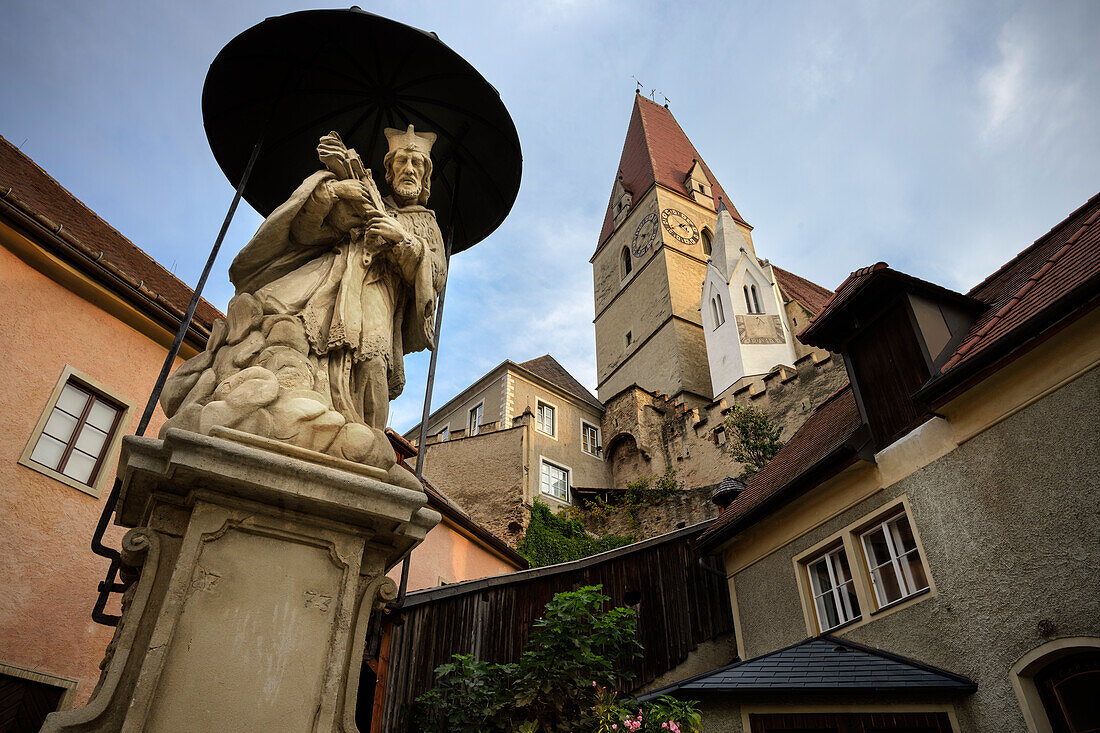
top-left (160, 126), bottom-right (446, 488)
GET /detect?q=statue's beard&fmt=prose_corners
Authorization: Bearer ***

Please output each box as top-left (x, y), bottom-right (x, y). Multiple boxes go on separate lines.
top-left (394, 179), bottom-right (422, 204)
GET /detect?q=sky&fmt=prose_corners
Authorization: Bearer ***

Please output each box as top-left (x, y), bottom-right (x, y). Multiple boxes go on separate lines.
top-left (2, 0), bottom-right (1098, 433)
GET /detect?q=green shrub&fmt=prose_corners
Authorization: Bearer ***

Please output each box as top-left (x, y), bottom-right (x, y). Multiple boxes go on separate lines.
top-left (723, 404), bottom-right (784, 480)
top-left (413, 585), bottom-right (644, 731)
top-left (518, 501), bottom-right (634, 567)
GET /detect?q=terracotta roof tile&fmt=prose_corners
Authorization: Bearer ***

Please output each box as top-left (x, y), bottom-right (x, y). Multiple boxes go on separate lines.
top-left (771, 264), bottom-right (834, 315)
top-left (940, 192), bottom-right (1100, 374)
top-left (0, 135), bottom-right (222, 331)
top-left (598, 95), bottom-right (747, 246)
top-left (699, 386), bottom-right (863, 546)
top-left (518, 355), bottom-right (603, 410)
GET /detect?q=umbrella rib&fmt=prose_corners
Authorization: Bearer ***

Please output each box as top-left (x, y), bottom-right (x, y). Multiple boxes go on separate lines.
top-left (398, 94), bottom-right (519, 147)
top-left (266, 100), bottom-right (379, 152)
top-left (391, 71), bottom-right (479, 94)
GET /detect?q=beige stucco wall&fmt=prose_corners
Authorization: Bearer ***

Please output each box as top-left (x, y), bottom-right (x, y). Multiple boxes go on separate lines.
top-left (508, 371), bottom-right (610, 503)
top-left (419, 426), bottom-right (528, 546)
top-left (423, 370), bottom-right (507, 438)
top-left (717, 313), bottom-right (1100, 732)
top-left (388, 518), bottom-right (520, 591)
top-left (0, 243), bottom-right (181, 707)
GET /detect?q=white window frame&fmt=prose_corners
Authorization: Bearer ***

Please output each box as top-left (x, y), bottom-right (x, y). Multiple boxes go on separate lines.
top-left (468, 402), bottom-right (484, 436)
top-left (539, 458), bottom-right (570, 503)
top-left (581, 420), bottom-right (602, 458)
top-left (536, 400), bottom-right (556, 437)
top-left (859, 511), bottom-right (930, 608)
top-left (19, 365), bottom-right (131, 498)
top-left (806, 546), bottom-right (861, 632)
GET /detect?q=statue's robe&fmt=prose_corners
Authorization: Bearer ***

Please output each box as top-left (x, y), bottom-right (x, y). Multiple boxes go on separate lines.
top-left (228, 171), bottom-right (446, 425)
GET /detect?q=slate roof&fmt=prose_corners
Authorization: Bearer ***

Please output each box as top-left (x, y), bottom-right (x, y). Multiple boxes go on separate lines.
top-left (698, 385), bottom-right (863, 548)
top-left (598, 95), bottom-right (747, 246)
top-left (643, 636), bottom-right (976, 697)
top-left (0, 135), bottom-right (222, 335)
top-left (518, 355), bottom-right (603, 410)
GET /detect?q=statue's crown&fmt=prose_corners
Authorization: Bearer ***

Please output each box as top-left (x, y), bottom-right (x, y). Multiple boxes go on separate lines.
top-left (384, 124), bottom-right (436, 157)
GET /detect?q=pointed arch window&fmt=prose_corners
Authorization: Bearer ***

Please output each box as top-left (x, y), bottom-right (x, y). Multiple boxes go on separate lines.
top-left (711, 293), bottom-right (725, 328)
top-left (620, 246), bottom-right (632, 279)
top-left (701, 229), bottom-right (712, 257)
top-left (751, 285), bottom-right (762, 314)
top-left (744, 285), bottom-right (752, 312)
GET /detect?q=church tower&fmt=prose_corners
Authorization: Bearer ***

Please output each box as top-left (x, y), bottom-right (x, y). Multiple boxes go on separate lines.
top-left (592, 94), bottom-right (756, 405)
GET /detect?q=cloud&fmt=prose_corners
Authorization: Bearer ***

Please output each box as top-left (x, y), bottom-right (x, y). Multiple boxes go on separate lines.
top-left (978, 13), bottom-right (1084, 147)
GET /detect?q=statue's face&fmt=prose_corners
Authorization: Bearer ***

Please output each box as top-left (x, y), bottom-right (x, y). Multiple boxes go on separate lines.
top-left (390, 150), bottom-right (427, 203)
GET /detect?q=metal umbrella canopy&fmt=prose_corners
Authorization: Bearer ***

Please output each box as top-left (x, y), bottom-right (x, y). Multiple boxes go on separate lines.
top-left (202, 7), bottom-right (522, 253)
top-left (90, 8), bottom-right (521, 625)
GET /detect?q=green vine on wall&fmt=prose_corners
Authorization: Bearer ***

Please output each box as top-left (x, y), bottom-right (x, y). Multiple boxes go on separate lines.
top-left (518, 501), bottom-right (635, 568)
top-left (574, 466), bottom-right (684, 534)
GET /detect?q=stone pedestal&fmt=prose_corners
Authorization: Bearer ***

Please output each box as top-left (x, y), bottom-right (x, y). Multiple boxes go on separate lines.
top-left (43, 428), bottom-right (440, 733)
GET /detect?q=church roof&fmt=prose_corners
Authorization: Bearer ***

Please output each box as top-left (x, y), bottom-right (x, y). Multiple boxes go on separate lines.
top-left (518, 355), bottom-right (603, 410)
top-left (0, 135), bottom-right (222, 339)
top-left (771, 264), bottom-right (835, 315)
top-left (598, 95), bottom-right (747, 246)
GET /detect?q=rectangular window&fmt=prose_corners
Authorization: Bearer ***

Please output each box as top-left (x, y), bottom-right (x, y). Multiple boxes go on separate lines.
top-left (540, 461), bottom-right (569, 502)
top-left (438, 426), bottom-right (449, 442)
top-left (860, 512), bottom-right (929, 608)
top-left (806, 546), bottom-right (861, 631)
top-left (537, 402), bottom-right (555, 436)
top-left (581, 422), bottom-right (601, 456)
top-left (28, 379), bottom-right (123, 488)
top-left (468, 403), bottom-right (483, 436)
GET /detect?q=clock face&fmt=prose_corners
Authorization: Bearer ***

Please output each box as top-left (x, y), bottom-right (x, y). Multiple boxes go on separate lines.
top-left (632, 212), bottom-right (659, 257)
top-left (661, 208), bottom-right (700, 245)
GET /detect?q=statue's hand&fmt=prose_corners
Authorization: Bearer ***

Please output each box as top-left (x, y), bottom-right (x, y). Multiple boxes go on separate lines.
top-left (329, 180), bottom-right (373, 208)
top-left (365, 212), bottom-right (407, 245)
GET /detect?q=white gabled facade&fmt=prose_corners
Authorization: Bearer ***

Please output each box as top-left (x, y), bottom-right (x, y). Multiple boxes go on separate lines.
top-left (701, 205), bottom-right (800, 396)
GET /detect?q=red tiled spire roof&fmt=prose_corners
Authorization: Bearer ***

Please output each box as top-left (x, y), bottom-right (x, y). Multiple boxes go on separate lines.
top-left (598, 95), bottom-right (747, 246)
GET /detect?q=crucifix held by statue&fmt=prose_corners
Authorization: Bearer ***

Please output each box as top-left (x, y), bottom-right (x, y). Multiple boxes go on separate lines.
top-left (159, 125), bottom-right (446, 490)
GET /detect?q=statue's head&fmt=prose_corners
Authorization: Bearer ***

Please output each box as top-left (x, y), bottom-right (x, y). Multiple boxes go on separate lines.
top-left (383, 124), bottom-right (436, 206)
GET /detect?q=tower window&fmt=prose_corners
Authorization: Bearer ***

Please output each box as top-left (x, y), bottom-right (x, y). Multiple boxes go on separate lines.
top-left (744, 285), bottom-right (753, 313)
top-left (621, 246), bottom-right (632, 279)
top-left (701, 229), bottom-right (712, 257)
top-left (625, 331), bottom-right (633, 347)
top-left (752, 285), bottom-right (762, 314)
top-left (711, 294), bottom-right (725, 327)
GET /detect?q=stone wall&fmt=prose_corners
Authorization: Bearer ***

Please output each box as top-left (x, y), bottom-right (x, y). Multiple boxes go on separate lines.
top-left (728, 366), bottom-right (1100, 732)
top-left (419, 426), bottom-right (528, 547)
top-left (594, 351), bottom-right (848, 540)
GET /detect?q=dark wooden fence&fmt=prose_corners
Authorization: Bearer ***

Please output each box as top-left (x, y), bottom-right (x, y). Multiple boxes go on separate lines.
top-left (372, 522), bottom-right (734, 731)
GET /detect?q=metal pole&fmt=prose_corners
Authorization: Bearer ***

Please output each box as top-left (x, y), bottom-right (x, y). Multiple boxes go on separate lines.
top-left (90, 131), bottom-right (266, 626)
top-left (395, 172), bottom-right (459, 609)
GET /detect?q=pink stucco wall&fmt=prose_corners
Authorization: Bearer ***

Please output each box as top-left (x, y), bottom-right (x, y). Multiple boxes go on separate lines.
top-left (0, 244), bottom-right (181, 706)
top-left (392, 518), bottom-right (521, 591)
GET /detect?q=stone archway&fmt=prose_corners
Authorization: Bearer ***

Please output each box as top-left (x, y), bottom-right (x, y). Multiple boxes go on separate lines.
top-left (605, 431), bottom-right (654, 490)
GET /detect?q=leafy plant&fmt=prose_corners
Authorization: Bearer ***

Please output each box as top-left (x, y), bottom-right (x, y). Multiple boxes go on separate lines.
top-left (518, 501), bottom-right (634, 567)
top-left (723, 404), bottom-right (784, 480)
top-left (414, 585), bottom-right (645, 732)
